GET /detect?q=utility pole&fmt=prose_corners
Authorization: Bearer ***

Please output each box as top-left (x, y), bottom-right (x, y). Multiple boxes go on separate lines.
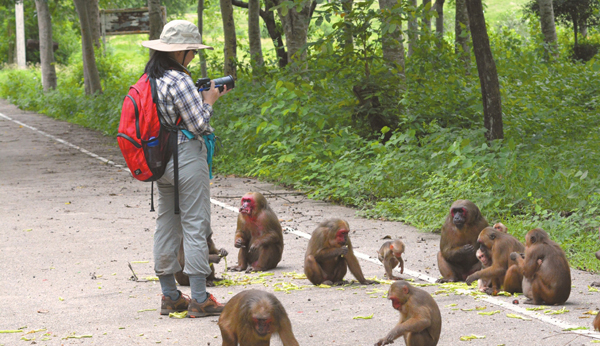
top-left (15, 0), bottom-right (26, 68)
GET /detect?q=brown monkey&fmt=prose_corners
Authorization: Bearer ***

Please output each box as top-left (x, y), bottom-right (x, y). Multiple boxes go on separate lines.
top-left (378, 240), bottom-right (405, 280)
top-left (510, 228), bottom-right (571, 305)
top-left (175, 234), bottom-right (228, 286)
top-left (594, 312), bottom-right (600, 332)
top-left (493, 222), bottom-right (507, 233)
top-left (437, 200), bottom-right (489, 283)
top-left (304, 219), bottom-right (376, 285)
top-left (465, 227), bottom-right (524, 295)
top-left (375, 280), bottom-right (442, 346)
top-left (218, 289), bottom-right (299, 346)
top-left (230, 192), bottom-right (284, 272)
top-left (475, 223), bottom-right (507, 291)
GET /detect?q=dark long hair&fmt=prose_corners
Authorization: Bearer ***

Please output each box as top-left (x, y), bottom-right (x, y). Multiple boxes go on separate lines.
top-left (144, 50), bottom-right (186, 79)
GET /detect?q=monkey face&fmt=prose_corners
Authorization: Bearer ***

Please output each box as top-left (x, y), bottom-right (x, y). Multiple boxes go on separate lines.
top-left (476, 247), bottom-right (492, 267)
top-left (390, 296), bottom-right (403, 310)
top-left (335, 229), bottom-right (349, 245)
top-left (252, 316), bottom-right (273, 336)
top-left (451, 207), bottom-right (468, 228)
top-left (239, 196), bottom-right (255, 215)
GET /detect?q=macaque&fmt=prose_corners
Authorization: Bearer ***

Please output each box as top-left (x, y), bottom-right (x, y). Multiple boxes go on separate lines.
top-left (493, 223), bottom-right (507, 233)
top-left (595, 311), bottom-right (600, 332)
top-left (218, 289), bottom-right (299, 346)
top-left (437, 200), bottom-right (489, 283)
top-left (465, 227), bottom-right (524, 295)
top-left (230, 192), bottom-right (284, 272)
top-left (175, 234), bottom-right (228, 286)
top-left (375, 281), bottom-right (442, 346)
top-left (378, 240), bottom-right (405, 280)
top-left (304, 219), bottom-right (376, 285)
top-left (510, 228), bottom-right (571, 305)
top-left (475, 223), bottom-right (507, 291)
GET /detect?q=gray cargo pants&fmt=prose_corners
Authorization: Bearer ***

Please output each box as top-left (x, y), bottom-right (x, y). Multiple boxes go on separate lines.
top-left (153, 139), bottom-right (211, 277)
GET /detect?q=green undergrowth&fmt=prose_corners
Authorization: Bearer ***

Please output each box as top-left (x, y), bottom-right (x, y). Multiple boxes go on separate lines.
top-left (2, 21), bottom-right (600, 272)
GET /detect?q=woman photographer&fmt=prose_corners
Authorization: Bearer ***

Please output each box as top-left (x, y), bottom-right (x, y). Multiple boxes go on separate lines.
top-left (141, 20), bottom-right (229, 317)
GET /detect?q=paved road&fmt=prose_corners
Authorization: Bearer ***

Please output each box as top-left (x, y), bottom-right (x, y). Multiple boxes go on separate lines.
top-left (2, 98), bottom-right (600, 345)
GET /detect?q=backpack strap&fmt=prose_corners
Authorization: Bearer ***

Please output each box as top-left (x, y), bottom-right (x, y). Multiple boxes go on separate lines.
top-left (149, 76), bottom-right (181, 215)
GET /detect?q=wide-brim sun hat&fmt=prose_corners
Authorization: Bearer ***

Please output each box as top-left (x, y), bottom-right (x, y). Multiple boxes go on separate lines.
top-left (141, 20), bottom-right (214, 52)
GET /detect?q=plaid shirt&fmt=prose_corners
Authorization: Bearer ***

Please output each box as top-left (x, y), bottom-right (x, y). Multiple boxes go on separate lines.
top-left (155, 70), bottom-right (214, 144)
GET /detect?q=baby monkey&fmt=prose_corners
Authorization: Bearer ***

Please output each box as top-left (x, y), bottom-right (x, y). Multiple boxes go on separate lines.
top-left (378, 239), bottom-right (405, 280)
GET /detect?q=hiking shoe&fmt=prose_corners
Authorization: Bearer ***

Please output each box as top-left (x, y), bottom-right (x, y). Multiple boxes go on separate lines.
top-left (188, 293), bottom-right (225, 318)
top-left (160, 290), bottom-right (190, 315)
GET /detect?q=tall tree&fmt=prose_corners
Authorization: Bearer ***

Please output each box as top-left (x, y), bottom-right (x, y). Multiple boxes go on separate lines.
top-left (274, 0), bottom-right (312, 62)
top-left (197, 0), bottom-right (208, 78)
top-left (74, 0), bottom-right (102, 95)
top-left (538, 0), bottom-right (558, 58)
top-left (220, 0), bottom-right (237, 77)
top-left (34, 0), bottom-right (57, 91)
top-left (341, 0), bottom-right (354, 54)
top-left (88, 0), bottom-right (101, 48)
top-left (455, 0), bottom-right (470, 63)
top-left (248, 0), bottom-right (264, 67)
top-left (465, 0), bottom-right (503, 140)
top-left (379, 0), bottom-right (405, 76)
top-left (232, 0), bottom-right (288, 67)
top-left (433, 0), bottom-right (445, 38)
top-left (422, 0), bottom-right (431, 31)
top-left (148, 0), bottom-right (163, 41)
top-left (525, 0), bottom-right (600, 49)
top-left (407, 0), bottom-right (418, 56)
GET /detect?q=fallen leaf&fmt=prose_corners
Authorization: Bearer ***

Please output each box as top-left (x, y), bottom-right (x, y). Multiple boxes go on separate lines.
top-left (169, 311), bottom-right (188, 319)
top-left (353, 314), bottom-right (374, 319)
top-left (459, 334), bottom-right (485, 341)
top-left (506, 313), bottom-right (531, 320)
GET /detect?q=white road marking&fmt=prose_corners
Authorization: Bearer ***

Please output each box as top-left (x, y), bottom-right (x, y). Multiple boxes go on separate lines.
top-left (0, 113), bottom-right (125, 169)
top-left (3, 111), bottom-right (599, 339)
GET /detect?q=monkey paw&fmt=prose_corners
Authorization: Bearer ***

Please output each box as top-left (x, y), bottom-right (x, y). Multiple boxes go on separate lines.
top-left (229, 266), bottom-right (246, 272)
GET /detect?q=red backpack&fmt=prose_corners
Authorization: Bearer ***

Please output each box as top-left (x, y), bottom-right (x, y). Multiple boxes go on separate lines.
top-left (117, 73), bottom-right (182, 213)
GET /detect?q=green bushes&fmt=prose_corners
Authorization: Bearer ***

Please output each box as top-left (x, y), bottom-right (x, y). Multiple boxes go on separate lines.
top-left (2, 14), bottom-right (600, 271)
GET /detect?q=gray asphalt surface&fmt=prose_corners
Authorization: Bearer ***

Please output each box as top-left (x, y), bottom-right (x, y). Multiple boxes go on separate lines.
top-left (2, 98), bottom-right (600, 346)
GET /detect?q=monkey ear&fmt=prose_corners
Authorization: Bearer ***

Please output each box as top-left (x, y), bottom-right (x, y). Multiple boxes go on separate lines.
top-left (389, 244), bottom-right (394, 250)
top-left (402, 285), bottom-right (409, 294)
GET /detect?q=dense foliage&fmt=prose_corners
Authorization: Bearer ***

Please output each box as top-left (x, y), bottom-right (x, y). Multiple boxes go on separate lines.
top-left (1, 2), bottom-right (600, 271)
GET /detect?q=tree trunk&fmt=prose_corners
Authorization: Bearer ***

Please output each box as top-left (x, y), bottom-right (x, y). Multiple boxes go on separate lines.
top-left (264, 0), bottom-right (288, 67)
top-left (572, 13), bottom-right (579, 48)
top-left (434, 0), bottom-right (444, 38)
top-left (422, 0), bottom-right (431, 32)
top-left (407, 0), bottom-right (418, 56)
top-left (465, 0), bottom-right (503, 141)
top-left (248, 0), bottom-right (264, 67)
top-left (35, 0), bottom-right (57, 91)
top-left (148, 0), bottom-right (163, 40)
top-left (275, 0), bottom-right (311, 62)
top-left (341, 0), bottom-right (354, 54)
top-left (197, 0), bottom-right (208, 78)
top-left (87, 0), bottom-right (101, 48)
top-left (537, 0), bottom-right (558, 59)
top-left (379, 0), bottom-right (405, 76)
top-left (74, 0), bottom-right (102, 95)
top-left (455, 0), bottom-right (470, 63)
top-left (232, 0), bottom-right (287, 67)
top-left (220, 0), bottom-right (237, 77)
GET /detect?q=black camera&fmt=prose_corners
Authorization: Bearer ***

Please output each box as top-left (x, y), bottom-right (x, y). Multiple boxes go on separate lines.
top-left (196, 75), bottom-right (235, 92)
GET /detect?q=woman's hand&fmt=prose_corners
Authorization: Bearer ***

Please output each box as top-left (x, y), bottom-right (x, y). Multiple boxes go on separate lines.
top-left (201, 80), bottom-right (231, 106)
